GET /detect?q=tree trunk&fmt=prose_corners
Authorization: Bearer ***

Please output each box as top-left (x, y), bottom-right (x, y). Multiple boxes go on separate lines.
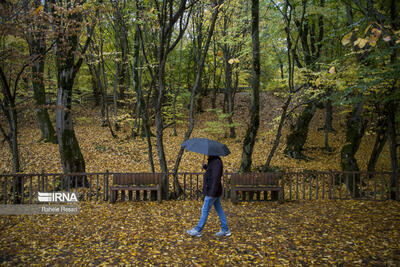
top-left (284, 102), bottom-right (316, 160)
top-left (222, 17), bottom-right (236, 139)
top-left (113, 4), bottom-right (130, 100)
top-left (133, 18), bottom-right (155, 172)
top-left (1, 67), bottom-right (22, 203)
top-left (87, 62), bottom-right (101, 106)
top-left (240, 0), bottom-right (260, 172)
top-left (212, 35), bottom-right (218, 109)
top-left (26, 0), bottom-right (57, 144)
top-left (52, 0), bottom-right (92, 187)
top-left (31, 60), bottom-right (57, 143)
top-left (324, 99), bottom-right (333, 131)
top-left (340, 100), bottom-right (366, 197)
top-left (113, 62), bottom-right (120, 131)
top-left (367, 122), bottom-right (387, 173)
top-left (262, 94), bottom-right (292, 171)
top-left (55, 70), bottom-right (87, 186)
top-left (0, 67), bottom-right (21, 173)
top-left (155, 52), bottom-right (169, 199)
top-left (99, 26), bottom-right (116, 138)
top-left (152, 0), bottom-right (194, 199)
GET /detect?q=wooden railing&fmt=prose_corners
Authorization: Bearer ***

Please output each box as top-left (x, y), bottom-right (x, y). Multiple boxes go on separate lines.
top-left (0, 171), bottom-right (398, 204)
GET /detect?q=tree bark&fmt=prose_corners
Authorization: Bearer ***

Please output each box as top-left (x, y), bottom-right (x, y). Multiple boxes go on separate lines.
top-left (113, 2), bottom-right (130, 100)
top-left (31, 60), bottom-right (57, 143)
top-left (340, 100), bottom-right (366, 197)
top-left (240, 0), bottom-right (260, 172)
top-left (221, 16), bottom-right (237, 139)
top-left (27, 0), bottom-right (57, 143)
top-left (367, 121), bottom-right (387, 173)
top-left (133, 8), bottom-right (155, 172)
top-left (55, 70), bottom-right (86, 179)
top-left (262, 94), bottom-right (292, 171)
top-left (52, 0), bottom-right (92, 187)
top-left (284, 102), bottom-right (316, 160)
top-left (87, 60), bottom-right (101, 106)
top-left (0, 68), bottom-right (21, 174)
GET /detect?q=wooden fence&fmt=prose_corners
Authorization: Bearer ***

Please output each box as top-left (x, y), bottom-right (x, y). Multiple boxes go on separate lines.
top-left (0, 171), bottom-right (398, 204)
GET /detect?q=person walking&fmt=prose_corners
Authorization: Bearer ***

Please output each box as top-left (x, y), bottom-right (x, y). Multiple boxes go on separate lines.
top-left (187, 155), bottom-right (231, 237)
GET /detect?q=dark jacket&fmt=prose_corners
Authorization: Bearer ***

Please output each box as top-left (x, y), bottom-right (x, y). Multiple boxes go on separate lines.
top-left (203, 156), bottom-right (223, 197)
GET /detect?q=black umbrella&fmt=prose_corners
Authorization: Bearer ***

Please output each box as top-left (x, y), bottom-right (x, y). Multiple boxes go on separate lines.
top-left (181, 138), bottom-right (231, 156)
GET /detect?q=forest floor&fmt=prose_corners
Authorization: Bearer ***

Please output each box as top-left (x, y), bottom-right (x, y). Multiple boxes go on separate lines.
top-left (1, 200), bottom-right (400, 265)
top-left (0, 91), bottom-right (392, 173)
top-left (0, 91), bottom-right (397, 266)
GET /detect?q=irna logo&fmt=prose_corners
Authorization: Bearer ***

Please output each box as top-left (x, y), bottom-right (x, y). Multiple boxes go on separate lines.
top-left (38, 192), bottom-right (78, 202)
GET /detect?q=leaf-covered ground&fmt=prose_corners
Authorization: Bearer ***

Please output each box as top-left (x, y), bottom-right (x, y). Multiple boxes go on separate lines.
top-left (1, 200), bottom-right (400, 266)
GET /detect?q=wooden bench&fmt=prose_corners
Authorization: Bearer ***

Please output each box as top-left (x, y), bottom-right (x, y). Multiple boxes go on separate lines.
top-left (110, 173), bottom-right (162, 203)
top-left (231, 173), bottom-right (284, 204)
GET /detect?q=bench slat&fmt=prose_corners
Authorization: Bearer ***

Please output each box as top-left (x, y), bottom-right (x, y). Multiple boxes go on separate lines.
top-left (231, 173), bottom-right (283, 204)
top-left (231, 173), bottom-right (280, 186)
top-left (110, 173), bottom-right (162, 204)
top-left (113, 173), bottom-right (161, 185)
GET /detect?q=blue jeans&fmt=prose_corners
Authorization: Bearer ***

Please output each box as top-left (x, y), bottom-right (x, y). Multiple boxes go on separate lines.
top-left (195, 196), bottom-right (229, 232)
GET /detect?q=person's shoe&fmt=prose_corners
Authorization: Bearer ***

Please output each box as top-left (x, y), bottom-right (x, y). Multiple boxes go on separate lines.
top-left (215, 230), bottom-right (231, 237)
top-left (187, 228), bottom-right (202, 237)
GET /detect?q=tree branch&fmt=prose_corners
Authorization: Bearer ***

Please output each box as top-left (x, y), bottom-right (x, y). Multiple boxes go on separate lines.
top-left (167, 6), bottom-right (193, 54)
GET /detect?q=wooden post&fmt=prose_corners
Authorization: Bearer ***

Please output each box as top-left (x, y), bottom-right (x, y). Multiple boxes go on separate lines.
top-left (196, 174), bottom-right (199, 200)
top-left (89, 175), bottom-right (92, 201)
top-left (96, 175), bottom-right (99, 201)
top-left (21, 176), bottom-right (24, 204)
top-left (4, 176), bottom-right (7, 204)
top-left (296, 173), bottom-right (299, 200)
top-left (183, 173), bottom-right (186, 201)
top-left (29, 176), bottom-right (32, 204)
top-left (41, 170), bottom-right (45, 191)
top-left (396, 172), bottom-right (399, 201)
top-left (190, 174), bottom-right (193, 200)
top-left (105, 170), bottom-right (109, 201)
top-left (12, 176), bottom-right (16, 203)
top-left (289, 173), bottom-right (292, 200)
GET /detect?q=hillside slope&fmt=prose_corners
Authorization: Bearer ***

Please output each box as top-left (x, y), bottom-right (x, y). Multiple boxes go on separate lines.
top-left (0, 91), bottom-right (391, 173)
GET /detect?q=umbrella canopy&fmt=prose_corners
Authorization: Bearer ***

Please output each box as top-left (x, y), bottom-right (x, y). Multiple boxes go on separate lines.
top-left (181, 138), bottom-right (231, 156)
